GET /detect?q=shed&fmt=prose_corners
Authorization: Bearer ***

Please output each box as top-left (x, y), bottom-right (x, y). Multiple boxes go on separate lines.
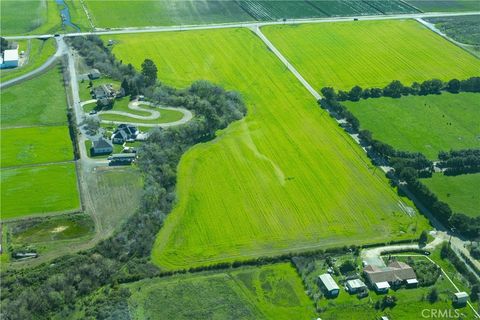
top-left (453, 292), bottom-right (468, 305)
top-left (318, 273), bottom-right (340, 297)
top-left (88, 68), bottom-right (101, 79)
top-left (406, 278), bottom-right (419, 288)
top-left (346, 279), bottom-right (367, 293)
top-left (374, 281), bottom-right (390, 293)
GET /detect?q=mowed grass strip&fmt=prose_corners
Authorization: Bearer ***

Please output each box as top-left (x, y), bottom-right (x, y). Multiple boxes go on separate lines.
top-left (126, 263), bottom-right (316, 320)
top-left (1, 126), bottom-right (74, 168)
top-left (262, 19), bottom-right (480, 90)
top-left (1, 163), bottom-right (80, 219)
top-left (1, 65), bottom-right (67, 127)
top-left (422, 173), bottom-right (480, 217)
top-left (107, 28), bottom-right (427, 269)
top-left (343, 92), bottom-right (480, 159)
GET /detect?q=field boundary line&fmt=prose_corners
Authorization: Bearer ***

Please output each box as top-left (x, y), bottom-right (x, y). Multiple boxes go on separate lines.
top-left (1, 160), bottom-right (75, 170)
top-left (0, 207), bottom-right (83, 223)
top-left (4, 11), bottom-right (480, 40)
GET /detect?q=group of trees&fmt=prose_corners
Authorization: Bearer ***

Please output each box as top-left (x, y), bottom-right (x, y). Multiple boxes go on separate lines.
top-left (1, 36), bottom-right (246, 320)
top-left (321, 76), bottom-right (480, 102)
top-left (438, 149), bottom-right (480, 175)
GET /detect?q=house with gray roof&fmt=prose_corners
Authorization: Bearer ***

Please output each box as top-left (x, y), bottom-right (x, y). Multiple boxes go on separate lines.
top-left (91, 137), bottom-right (113, 155)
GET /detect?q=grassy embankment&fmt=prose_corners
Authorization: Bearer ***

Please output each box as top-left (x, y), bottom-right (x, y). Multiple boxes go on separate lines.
top-left (107, 25), bottom-right (431, 270)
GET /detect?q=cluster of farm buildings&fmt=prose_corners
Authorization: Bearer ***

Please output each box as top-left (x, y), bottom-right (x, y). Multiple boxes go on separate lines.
top-left (318, 260), bottom-right (469, 308)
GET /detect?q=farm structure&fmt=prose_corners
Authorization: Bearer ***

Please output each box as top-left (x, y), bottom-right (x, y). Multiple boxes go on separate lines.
top-left (364, 261), bottom-right (417, 293)
top-left (346, 278), bottom-right (367, 293)
top-left (0, 48), bottom-right (19, 69)
top-left (318, 273), bottom-right (340, 297)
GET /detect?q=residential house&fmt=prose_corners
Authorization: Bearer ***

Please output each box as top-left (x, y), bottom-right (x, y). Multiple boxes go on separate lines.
top-left (111, 124), bottom-right (139, 144)
top-left (91, 137), bottom-right (113, 155)
top-left (318, 273), bottom-right (340, 297)
top-left (364, 261), bottom-right (417, 293)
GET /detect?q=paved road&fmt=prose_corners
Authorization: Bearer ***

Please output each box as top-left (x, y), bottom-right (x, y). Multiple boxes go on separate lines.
top-left (3, 11), bottom-right (479, 40)
top-left (0, 36), bottom-right (65, 89)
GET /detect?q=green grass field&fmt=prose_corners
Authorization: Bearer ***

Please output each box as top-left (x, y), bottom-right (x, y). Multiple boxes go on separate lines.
top-left (422, 173), bottom-right (480, 217)
top-left (407, 0), bottom-right (480, 12)
top-left (1, 66), bottom-right (67, 127)
top-left (0, 39), bottom-right (56, 83)
top-left (343, 92), bottom-right (480, 159)
top-left (1, 126), bottom-right (74, 168)
top-left (126, 263), bottom-right (315, 319)
top-left (308, 0), bottom-right (381, 16)
top-left (237, 0), bottom-right (326, 20)
top-left (1, 163), bottom-right (80, 219)
top-left (262, 20), bottom-right (480, 90)
top-left (0, 0), bottom-right (62, 35)
top-left (426, 15), bottom-right (480, 46)
top-left (84, 0), bottom-right (253, 28)
top-left (107, 28), bottom-right (428, 270)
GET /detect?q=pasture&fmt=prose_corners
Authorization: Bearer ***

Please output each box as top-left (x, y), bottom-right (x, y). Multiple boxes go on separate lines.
top-left (126, 263), bottom-right (315, 319)
top-left (309, 0), bottom-right (380, 16)
top-left (343, 92), bottom-right (480, 159)
top-left (1, 163), bottom-right (80, 219)
top-left (0, 0), bottom-right (61, 35)
top-left (262, 20), bottom-right (480, 90)
top-left (84, 0), bottom-right (253, 28)
top-left (1, 65), bottom-right (67, 127)
top-left (407, 0), bottom-right (480, 12)
top-left (1, 126), bottom-right (73, 168)
top-left (422, 173), bottom-right (480, 217)
top-left (107, 28), bottom-right (428, 269)
top-left (0, 38), bottom-right (56, 83)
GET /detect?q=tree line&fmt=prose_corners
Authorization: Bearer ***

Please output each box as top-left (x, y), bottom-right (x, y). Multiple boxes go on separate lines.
top-left (0, 36), bottom-right (246, 320)
top-left (321, 76), bottom-right (480, 102)
top-left (438, 149), bottom-right (480, 175)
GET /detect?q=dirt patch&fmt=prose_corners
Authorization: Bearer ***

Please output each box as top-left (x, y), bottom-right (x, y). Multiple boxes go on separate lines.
top-left (50, 226), bottom-right (68, 233)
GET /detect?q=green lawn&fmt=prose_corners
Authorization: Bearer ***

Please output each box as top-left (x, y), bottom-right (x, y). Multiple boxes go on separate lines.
top-left (1, 126), bottom-right (74, 168)
top-left (262, 20), bottom-right (480, 90)
top-left (0, 0), bottom-right (62, 35)
top-left (0, 38), bottom-right (56, 83)
top-left (343, 92), bottom-right (480, 159)
top-left (422, 173), bottom-right (480, 217)
top-left (1, 65), bottom-right (67, 127)
top-left (1, 163), bottom-right (80, 219)
top-left (107, 28), bottom-right (428, 270)
top-left (84, 0), bottom-right (253, 28)
top-left (126, 263), bottom-right (316, 319)
top-left (407, 0), bottom-right (480, 12)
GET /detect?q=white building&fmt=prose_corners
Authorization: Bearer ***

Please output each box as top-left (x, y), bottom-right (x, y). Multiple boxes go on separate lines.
top-left (318, 273), bottom-right (340, 297)
top-left (0, 48), bottom-right (19, 69)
